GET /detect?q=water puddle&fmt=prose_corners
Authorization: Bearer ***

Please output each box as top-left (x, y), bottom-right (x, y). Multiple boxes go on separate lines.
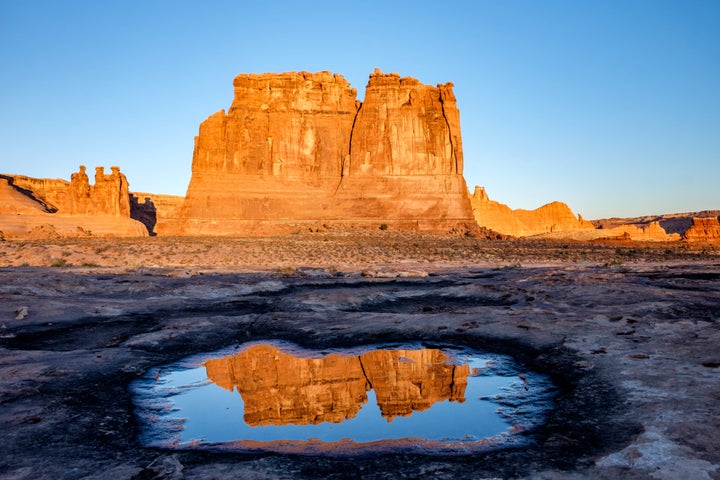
top-left (132, 341), bottom-right (555, 454)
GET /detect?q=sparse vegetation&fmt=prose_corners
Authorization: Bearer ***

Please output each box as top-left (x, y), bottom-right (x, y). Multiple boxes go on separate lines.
top-left (50, 258), bottom-right (69, 267)
top-left (0, 232), bottom-right (717, 269)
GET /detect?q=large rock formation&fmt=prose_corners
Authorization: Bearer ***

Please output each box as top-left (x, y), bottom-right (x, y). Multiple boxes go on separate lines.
top-left (204, 344), bottom-right (469, 426)
top-left (65, 166), bottom-right (131, 216)
top-left (469, 186), bottom-right (594, 237)
top-left (595, 221), bottom-right (681, 242)
top-left (683, 217), bottom-right (720, 243)
top-left (157, 69), bottom-right (476, 235)
top-left (593, 211), bottom-right (720, 240)
top-left (0, 167), bottom-right (147, 238)
top-left (4, 166), bottom-right (131, 217)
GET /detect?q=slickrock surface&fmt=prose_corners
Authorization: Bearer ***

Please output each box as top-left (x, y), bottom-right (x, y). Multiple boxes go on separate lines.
top-left (469, 186), bottom-right (594, 237)
top-left (0, 235), bottom-right (719, 478)
top-left (158, 69), bottom-right (475, 235)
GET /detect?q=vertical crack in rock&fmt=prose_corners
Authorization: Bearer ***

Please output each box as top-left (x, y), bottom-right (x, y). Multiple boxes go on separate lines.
top-left (358, 355), bottom-right (374, 393)
top-left (438, 86), bottom-right (458, 174)
top-left (335, 101), bottom-right (363, 195)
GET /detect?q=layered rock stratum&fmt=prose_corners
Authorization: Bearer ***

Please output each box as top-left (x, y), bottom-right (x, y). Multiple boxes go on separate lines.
top-left (468, 186), bottom-right (594, 237)
top-left (0, 167), bottom-right (147, 238)
top-left (157, 69), bottom-right (476, 235)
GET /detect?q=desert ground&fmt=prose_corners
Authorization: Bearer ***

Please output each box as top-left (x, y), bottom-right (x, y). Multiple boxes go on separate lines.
top-left (1, 232), bottom-right (719, 479)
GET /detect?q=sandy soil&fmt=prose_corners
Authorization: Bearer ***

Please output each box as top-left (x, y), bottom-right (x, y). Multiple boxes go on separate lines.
top-left (0, 233), bottom-right (719, 479)
top-left (1, 230), bottom-right (718, 271)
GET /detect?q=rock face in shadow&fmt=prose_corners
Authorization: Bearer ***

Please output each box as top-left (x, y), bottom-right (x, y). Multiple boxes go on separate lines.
top-left (129, 193), bottom-right (185, 236)
top-left (157, 69), bottom-right (475, 235)
top-left (203, 344), bottom-right (469, 426)
top-left (469, 186), bottom-right (594, 237)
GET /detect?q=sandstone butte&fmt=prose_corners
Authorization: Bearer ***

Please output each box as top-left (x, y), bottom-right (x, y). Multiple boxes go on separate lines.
top-left (683, 217), bottom-right (720, 243)
top-left (203, 344), bottom-right (469, 426)
top-left (0, 167), bottom-right (148, 238)
top-left (468, 186), bottom-right (595, 237)
top-left (156, 69), bottom-right (476, 235)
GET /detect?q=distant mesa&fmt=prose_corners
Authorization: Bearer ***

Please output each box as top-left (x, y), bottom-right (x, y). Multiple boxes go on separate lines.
top-left (468, 186), bottom-right (594, 237)
top-left (157, 69), bottom-right (477, 235)
top-left (590, 211), bottom-right (720, 243)
top-left (682, 217), bottom-right (720, 243)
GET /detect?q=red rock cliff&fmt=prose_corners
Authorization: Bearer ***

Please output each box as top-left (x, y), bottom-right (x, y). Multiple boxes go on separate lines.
top-left (683, 217), bottom-right (720, 243)
top-left (157, 69), bottom-right (475, 235)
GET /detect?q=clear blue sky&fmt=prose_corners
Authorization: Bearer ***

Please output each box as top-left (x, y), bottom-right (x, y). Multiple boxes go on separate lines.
top-left (1, 0), bottom-right (718, 219)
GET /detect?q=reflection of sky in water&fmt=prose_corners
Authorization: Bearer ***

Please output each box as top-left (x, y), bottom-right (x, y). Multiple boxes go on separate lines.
top-left (161, 354), bottom-right (516, 445)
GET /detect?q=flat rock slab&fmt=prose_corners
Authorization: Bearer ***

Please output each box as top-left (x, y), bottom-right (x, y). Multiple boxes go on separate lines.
top-left (1, 263), bottom-right (719, 479)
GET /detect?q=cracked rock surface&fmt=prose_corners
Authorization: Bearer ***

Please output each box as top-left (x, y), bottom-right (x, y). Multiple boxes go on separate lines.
top-left (0, 244), bottom-right (719, 479)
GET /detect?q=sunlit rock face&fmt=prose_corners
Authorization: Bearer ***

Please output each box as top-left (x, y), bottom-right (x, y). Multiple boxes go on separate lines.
top-left (683, 217), bottom-right (720, 243)
top-left (203, 344), bottom-right (469, 426)
top-left (157, 69), bottom-right (476, 235)
top-left (0, 167), bottom-right (148, 237)
top-left (6, 166), bottom-right (131, 217)
top-left (469, 186), bottom-right (594, 237)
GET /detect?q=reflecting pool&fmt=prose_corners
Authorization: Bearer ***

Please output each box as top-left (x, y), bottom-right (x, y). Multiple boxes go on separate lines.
top-left (132, 341), bottom-right (555, 454)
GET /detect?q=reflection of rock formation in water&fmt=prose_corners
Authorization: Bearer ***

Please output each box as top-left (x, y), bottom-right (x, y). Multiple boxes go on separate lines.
top-left (360, 349), bottom-right (469, 421)
top-left (203, 345), bottom-right (469, 426)
top-left (204, 344), bottom-right (369, 426)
